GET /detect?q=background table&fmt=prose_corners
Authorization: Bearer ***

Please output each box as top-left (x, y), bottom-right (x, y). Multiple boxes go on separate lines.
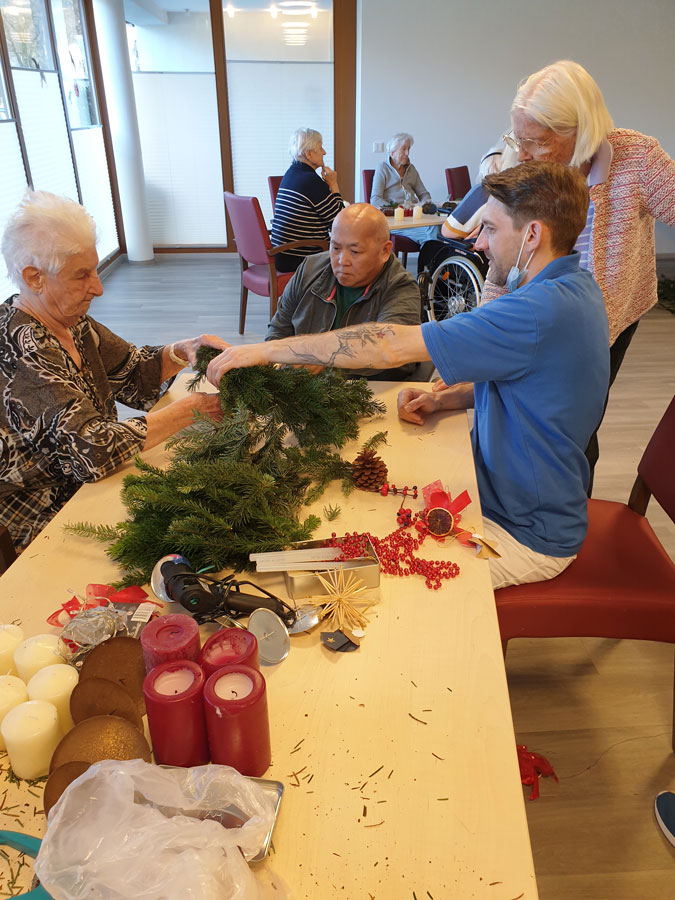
top-left (0, 379), bottom-right (538, 899)
top-left (388, 212), bottom-right (445, 230)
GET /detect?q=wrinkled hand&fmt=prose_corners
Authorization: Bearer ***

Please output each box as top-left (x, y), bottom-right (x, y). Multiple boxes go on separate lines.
top-left (174, 334), bottom-right (230, 367)
top-left (206, 343), bottom-right (268, 387)
top-left (321, 165), bottom-right (339, 192)
top-left (432, 378), bottom-right (449, 393)
top-left (190, 391), bottom-right (224, 422)
top-left (397, 387), bottom-right (439, 425)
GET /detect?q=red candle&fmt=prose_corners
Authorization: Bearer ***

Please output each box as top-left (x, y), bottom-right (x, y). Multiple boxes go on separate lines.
top-left (143, 660), bottom-right (209, 767)
top-left (203, 665), bottom-right (271, 776)
top-left (198, 628), bottom-right (259, 678)
top-left (141, 614), bottom-right (200, 674)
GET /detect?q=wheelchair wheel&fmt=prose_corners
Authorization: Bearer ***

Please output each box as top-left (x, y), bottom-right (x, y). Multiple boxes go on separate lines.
top-left (427, 256), bottom-right (484, 321)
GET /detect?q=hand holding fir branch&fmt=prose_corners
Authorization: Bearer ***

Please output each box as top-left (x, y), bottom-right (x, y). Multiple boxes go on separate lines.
top-left (67, 364), bottom-right (387, 585)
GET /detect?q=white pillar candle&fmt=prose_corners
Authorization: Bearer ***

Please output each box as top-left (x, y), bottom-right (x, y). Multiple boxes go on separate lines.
top-left (214, 672), bottom-right (254, 701)
top-left (0, 624), bottom-right (24, 676)
top-left (27, 664), bottom-right (79, 734)
top-left (413, 205), bottom-right (423, 219)
top-left (0, 675), bottom-right (29, 751)
top-left (393, 206), bottom-right (404, 221)
top-left (153, 668), bottom-right (195, 696)
top-left (14, 634), bottom-right (65, 683)
top-left (0, 700), bottom-right (61, 780)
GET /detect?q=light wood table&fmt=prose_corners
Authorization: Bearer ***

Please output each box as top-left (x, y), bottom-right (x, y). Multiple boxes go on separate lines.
top-left (388, 213), bottom-right (445, 230)
top-left (0, 379), bottom-right (537, 899)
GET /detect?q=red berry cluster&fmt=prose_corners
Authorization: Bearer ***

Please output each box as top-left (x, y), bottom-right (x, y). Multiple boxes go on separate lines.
top-left (325, 526), bottom-right (460, 591)
top-left (380, 483), bottom-right (418, 499)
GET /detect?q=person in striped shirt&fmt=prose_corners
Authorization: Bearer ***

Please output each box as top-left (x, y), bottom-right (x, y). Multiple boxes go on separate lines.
top-left (271, 127), bottom-right (344, 274)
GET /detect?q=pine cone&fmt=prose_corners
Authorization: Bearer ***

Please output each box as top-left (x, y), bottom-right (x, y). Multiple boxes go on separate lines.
top-left (351, 448), bottom-right (388, 491)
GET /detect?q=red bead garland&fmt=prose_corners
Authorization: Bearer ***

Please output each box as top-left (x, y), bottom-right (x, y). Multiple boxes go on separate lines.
top-left (325, 519), bottom-right (460, 591)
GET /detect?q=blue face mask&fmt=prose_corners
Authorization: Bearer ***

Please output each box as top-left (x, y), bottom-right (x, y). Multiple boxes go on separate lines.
top-left (505, 228), bottom-right (535, 293)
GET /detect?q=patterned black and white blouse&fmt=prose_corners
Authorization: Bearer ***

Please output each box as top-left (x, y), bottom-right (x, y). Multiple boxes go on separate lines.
top-left (0, 297), bottom-right (172, 550)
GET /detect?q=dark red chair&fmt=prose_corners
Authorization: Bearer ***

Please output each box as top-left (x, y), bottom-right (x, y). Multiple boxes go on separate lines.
top-left (224, 191), bottom-right (328, 334)
top-left (0, 525), bottom-right (17, 575)
top-left (445, 165), bottom-right (471, 201)
top-left (496, 396), bottom-right (675, 749)
top-left (268, 175), bottom-right (283, 210)
top-left (362, 168), bottom-right (419, 269)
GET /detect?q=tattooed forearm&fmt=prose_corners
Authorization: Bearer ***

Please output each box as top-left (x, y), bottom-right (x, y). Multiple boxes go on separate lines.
top-left (283, 323), bottom-right (397, 368)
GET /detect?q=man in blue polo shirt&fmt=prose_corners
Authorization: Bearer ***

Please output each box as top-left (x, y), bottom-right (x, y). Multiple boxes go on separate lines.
top-left (206, 162), bottom-right (609, 589)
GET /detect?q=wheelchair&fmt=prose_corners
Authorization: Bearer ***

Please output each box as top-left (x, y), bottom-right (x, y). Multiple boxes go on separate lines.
top-left (416, 238), bottom-right (489, 322)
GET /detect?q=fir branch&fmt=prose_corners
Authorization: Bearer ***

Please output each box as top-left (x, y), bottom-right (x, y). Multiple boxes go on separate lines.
top-left (362, 431), bottom-right (388, 452)
top-left (323, 503), bottom-right (341, 521)
top-left (64, 521), bottom-right (122, 542)
top-left (69, 363), bottom-right (387, 583)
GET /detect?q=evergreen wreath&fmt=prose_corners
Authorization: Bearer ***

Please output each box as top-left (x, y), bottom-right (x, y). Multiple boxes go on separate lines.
top-left (67, 350), bottom-right (386, 586)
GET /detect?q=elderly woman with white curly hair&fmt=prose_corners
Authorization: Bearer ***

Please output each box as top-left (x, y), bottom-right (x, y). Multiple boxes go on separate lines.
top-left (0, 190), bottom-right (226, 550)
top-left (371, 132), bottom-right (441, 244)
top-left (271, 127), bottom-right (344, 274)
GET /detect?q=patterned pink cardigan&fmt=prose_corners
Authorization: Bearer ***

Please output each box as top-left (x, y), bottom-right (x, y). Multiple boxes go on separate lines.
top-left (481, 129), bottom-right (675, 344)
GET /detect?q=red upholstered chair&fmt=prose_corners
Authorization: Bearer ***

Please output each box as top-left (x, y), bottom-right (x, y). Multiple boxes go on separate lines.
top-left (267, 175), bottom-right (283, 210)
top-left (496, 395), bottom-right (675, 749)
top-left (362, 168), bottom-right (419, 269)
top-left (361, 168), bottom-right (375, 203)
top-left (445, 165), bottom-right (471, 201)
top-left (224, 191), bottom-right (328, 334)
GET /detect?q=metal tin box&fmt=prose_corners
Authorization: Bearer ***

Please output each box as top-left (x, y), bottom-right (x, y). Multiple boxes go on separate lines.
top-left (283, 537), bottom-right (380, 600)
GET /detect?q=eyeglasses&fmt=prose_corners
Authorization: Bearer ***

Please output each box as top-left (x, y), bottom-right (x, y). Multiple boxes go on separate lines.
top-left (503, 130), bottom-right (550, 155)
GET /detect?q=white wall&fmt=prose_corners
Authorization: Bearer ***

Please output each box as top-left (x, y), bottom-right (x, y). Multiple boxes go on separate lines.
top-left (357, 0), bottom-right (675, 253)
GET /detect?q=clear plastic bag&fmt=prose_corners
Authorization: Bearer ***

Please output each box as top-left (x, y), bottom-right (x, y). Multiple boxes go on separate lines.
top-left (35, 759), bottom-right (276, 900)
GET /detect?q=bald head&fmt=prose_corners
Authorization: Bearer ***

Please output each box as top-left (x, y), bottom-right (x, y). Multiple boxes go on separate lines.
top-left (333, 203), bottom-right (391, 243)
top-left (329, 203), bottom-right (393, 288)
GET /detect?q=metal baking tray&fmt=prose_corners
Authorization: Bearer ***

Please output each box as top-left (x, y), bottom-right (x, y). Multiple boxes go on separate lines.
top-left (248, 776), bottom-right (283, 861)
top-left (283, 536), bottom-right (380, 600)
top-left (158, 770), bottom-right (283, 862)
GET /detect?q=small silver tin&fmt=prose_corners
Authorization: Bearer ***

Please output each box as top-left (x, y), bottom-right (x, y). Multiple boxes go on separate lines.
top-left (283, 537), bottom-right (380, 600)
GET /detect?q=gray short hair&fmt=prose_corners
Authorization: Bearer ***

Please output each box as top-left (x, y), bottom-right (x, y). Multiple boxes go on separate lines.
top-left (512, 60), bottom-right (613, 167)
top-left (387, 133), bottom-right (414, 156)
top-left (289, 127), bottom-right (323, 161)
top-left (1, 190), bottom-right (98, 288)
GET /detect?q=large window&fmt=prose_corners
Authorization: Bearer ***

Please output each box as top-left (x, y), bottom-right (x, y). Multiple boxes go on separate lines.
top-left (51, 0), bottom-right (98, 129)
top-left (0, 0), bottom-right (119, 265)
top-left (224, 2), bottom-right (334, 224)
top-left (127, 12), bottom-right (226, 247)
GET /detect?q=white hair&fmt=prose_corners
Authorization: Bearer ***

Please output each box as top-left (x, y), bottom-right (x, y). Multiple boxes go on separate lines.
top-left (289, 127), bottom-right (323, 161)
top-left (387, 133), bottom-right (414, 156)
top-left (1, 189), bottom-right (98, 288)
top-left (512, 60), bottom-right (613, 167)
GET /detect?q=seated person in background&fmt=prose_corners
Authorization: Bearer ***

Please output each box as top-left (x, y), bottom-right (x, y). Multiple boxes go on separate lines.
top-left (371, 133), bottom-right (442, 244)
top-left (206, 163), bottom-right (610, 591)
top-left (441, 144), bottom-right (518, 242)
top-left (475, 145), bottom-right (504, 181)
top-left (271, 127), bottom-right (344, 274)
top-left (0, 190), bottom-right (226, 551)
top-left (266, 203), bottom-right (421, 380)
